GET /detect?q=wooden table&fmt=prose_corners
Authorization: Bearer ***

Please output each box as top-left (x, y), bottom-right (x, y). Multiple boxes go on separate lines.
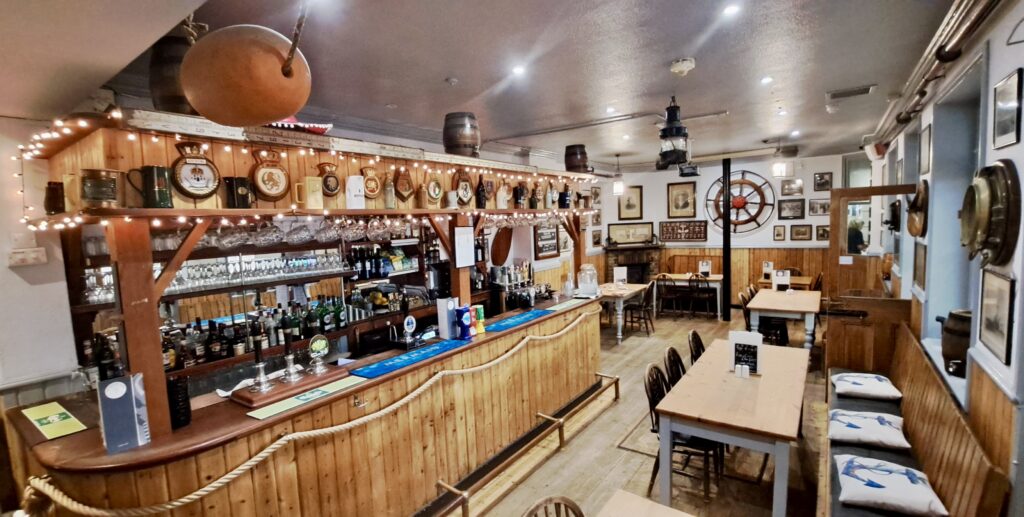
top-left (596, 489), bottom-right (696, 517)
top-left (656, 339), bottom-right (809, 517)
top-left (654, 273), bottom-right (725, 320)
top-left (757, 276), bottom-right (814, 290)
top-left (599, 282), bottom-right (649, 345)
top-left (747, 289), bottom-right (822, 348)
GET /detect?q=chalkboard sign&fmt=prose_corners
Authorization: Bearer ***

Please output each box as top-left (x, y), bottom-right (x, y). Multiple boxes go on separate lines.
top-left (533, 221), bottom-right (560, 259)
top-left (733, 342), bottom-right (760, 374)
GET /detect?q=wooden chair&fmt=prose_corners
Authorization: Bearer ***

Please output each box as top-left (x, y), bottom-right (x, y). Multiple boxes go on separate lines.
top-left (744, 285), bottom-right (757, 301)
top-left (687, 276), bottom-right (715, 318)
top-left (810, 272), bottom-right (823, 291)
top-left (664, 346), bottom-right (687, 386)
top-left (643, 363), bottom-right (721, 502)
top-left (520, 495), bottom-right (585, 517)
top-left (688, 329), bottom-right (705, 364)
top-left (654, 273), bottom-right (684, 317)
top-left (624, 282), bottom-right (656, 335)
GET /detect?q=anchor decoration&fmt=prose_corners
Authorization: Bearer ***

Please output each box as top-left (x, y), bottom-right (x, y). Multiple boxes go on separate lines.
top-left (829, 411), bottom-right (901, 431)
top-left (840, 457), bottom-right (927, 489)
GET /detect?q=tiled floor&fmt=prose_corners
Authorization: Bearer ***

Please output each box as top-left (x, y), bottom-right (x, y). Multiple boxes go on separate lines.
top-left (488, 309), bottom-right (827, 516)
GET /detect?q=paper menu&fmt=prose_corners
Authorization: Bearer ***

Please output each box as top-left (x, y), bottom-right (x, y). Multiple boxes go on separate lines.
top-left (21, 401), bottom-right (87, 440)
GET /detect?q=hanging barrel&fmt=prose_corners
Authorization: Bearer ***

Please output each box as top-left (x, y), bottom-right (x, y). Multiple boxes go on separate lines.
top-left (565, 144), bottom-right (589, 172)
top-left (149, 30), bottom-right (197, 115)
top-left (443, 112), bottom-right (481, 157)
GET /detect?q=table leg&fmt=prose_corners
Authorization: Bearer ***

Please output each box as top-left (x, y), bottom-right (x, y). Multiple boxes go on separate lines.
top-left (803, 312), bottom-right (816, 349)
top-left (772, 440), bottom-right (790, 517)
top-left (659, 414), bottom-right (673, 506)
top-left (750, 310), bottom-right (760, 333)
top-left (616, 298), bottom-right (625, 345)
top-left (715, 283), bottom-right (722, 320)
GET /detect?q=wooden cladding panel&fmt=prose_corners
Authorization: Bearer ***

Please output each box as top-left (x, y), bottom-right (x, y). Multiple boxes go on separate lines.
top-left (910, 295), bottom-right (923, 341)
top-left (39, 304), bottom-right (599, 517)
top-left (824, 297), bottom-right (910, 375)
top-left (661, 248), bottom-right (826, 303)
top-left (967, 361), bottom-right (1015, 473)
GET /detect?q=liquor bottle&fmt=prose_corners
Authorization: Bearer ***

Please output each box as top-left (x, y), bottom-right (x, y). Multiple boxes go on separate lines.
top-left (384, 173), bottom-right (397, 209)
top-left (529, 183), bottom-right (539, 209)
top-left (352, 248), bottom-right (363, 280)
top-left (162, 333), bottom-right (177, 371)
top-left (513, 184), bottom-right (525, 209)
top-left (475, 176), bottom-right (487, 209)
top-left (222, 324), bottom-right (237, 357)
top-left (333, 296), bottom-right (346, 329)
top-left (304, 303), bottom-right (321, 338)
top-left (546, 182), bottom-right (556, 208)
top-left (96, 334), bottom-right (115, 380)
top-left (275, 309), bottom-right (287, 345)
top-left (288, 304), bottom-right (302, 341)
top-left (192, 318), bottom-right (207, 363)
top-left (319, 296), bottom-right (335, 332)
top-left (179, 338), bottom-right (197, 369)
top-left (244, 321), bottom-right (256, 354)
top-left (257, 321), bottom-right (269, 351)
top-left (207, 322), bottom-right (223, 360)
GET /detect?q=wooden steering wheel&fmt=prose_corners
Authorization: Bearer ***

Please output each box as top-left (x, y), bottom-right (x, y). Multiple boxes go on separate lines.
top-left (704, 170), bottom-right (777, 234)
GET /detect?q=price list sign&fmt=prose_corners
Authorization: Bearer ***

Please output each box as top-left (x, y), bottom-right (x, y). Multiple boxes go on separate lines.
top-left (660, 220), bottom-right (708, 242)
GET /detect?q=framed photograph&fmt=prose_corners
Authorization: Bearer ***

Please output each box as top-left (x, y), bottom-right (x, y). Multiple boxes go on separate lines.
top-left (993, 68), bottom-right (1022, 149)
top-left (809, 199), bottom-right (831, 216)
top-left (816, 225), bottom-right (830, 241)
top-left (979, 269), bottom-right (1015, 364)
top-left (920, 125), bottom-right (932, 174)
top-left (896, 158), bottom-right (904, 184)
top-left (913, 242), bottom-right (927, 290)
top-left (791, 224), bottom-right (812, 241)
top-left (591, 229), bottom-right (603, 247)
top-left (618, 186), bottom-right (643, 220)
top-left (660, 220), bottom-right (708, 242)
top-left (608, 222), bottom-right (654, 245)
top-left (778, 199), bottom-right (806, 220)
top-left (666, 182), bottom-right (697, 218)
top-left (780, 178), bottom-right (804, 196)
top-left (558, 231), bottom-right (571, 253)
top-left (591, 186), bottom-right (602, 207)
top-left (814, 172), bottom-right (833, 191)
top-left (533, 220), bottom-right (560, 260)
top-left (592, 210), bottom-right (602, 225)
top-left (773, 225), bottom-right (786, 241)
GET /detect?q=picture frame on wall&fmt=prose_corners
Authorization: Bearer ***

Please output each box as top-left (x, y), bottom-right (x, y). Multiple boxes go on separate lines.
top-left (533, 220), bottom-right (560, 260)
top-left (809, 199), bottom-right (831, 216)
top-left (920, 124), bottom-right (932, 174)
top-left (591, 229), bottom-right (603, 248)
top-left (993, 68), bottom-right (1022, 149)
top-left (814, 172), bottom-right (833, 191)
top-left (666, 182), bottom-right (697, 218)
top-left (780, 179), bottom-right (803, 196)
top-left (592, 210), bottom-right (602, 225)
top-left (778, 199), bottom-right (806, 219)
top-left (618, 185), bottom-right (643, 220)
top-left (979, 269), bottom-right (1015, 365)
top-left (660, 221), bottom-right (708, 242)
top-left (790, 224), bottom-right (812, 241)
top-left (591, 186), bottom-right (602, 207)
top-left (816, 225), bottom-right (830, 241)
top-left (913, 242), bottom-right (927, 290)
top-left (607, 222), bottom-right (654, 245)
top-left (895, 159), bottom-right (904, 185)
top-left (773, 225), bottom-right (786, 241)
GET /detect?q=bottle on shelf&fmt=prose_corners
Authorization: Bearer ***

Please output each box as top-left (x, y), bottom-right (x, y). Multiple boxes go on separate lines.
top-left (384, 173), bottom-right (397, 209)
top-left (475, 176), bottom-right (487, 209)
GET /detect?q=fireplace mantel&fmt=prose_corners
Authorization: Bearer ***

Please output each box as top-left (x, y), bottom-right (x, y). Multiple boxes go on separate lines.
top-left (605, 244), bottom-right (663, 283)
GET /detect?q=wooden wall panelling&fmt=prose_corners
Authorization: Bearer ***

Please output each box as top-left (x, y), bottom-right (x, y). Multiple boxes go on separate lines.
top-left (660, 247), bottom-right (827, 303)
top-left (967, 361), bottom-right (1015, 473)
top-left (910, 295), bottom-right (923, 340)
top-left (824, 297), bottom-right (911, 375)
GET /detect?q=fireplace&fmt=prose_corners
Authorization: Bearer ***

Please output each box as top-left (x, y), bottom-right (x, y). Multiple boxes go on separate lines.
top-left (605, 244), bottom-right (663, 284)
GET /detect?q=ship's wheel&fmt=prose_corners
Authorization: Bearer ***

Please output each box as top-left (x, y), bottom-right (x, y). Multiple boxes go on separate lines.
top-left (704, 170), bottom-right (776, 234)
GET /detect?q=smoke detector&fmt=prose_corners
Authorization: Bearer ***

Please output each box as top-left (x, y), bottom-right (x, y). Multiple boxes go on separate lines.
top-left (670, 58), bottom-right (696, 77)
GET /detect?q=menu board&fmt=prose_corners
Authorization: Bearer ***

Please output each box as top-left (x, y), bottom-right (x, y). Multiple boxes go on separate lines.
top-left (729, 331), bottom-right (763, 374)
top-left (660, 220), bottom-right (708, 242)
top-left (533, 221), bottom-right (560, 259)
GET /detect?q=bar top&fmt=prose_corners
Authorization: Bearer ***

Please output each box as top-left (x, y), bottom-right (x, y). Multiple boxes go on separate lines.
top-left (7, 297), bottom-right (600, 473)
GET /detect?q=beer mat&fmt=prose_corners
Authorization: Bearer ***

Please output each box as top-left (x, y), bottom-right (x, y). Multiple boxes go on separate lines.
top-left (547, 299), bottom-right (589, 311)
top-left (247, 376), bottom-right (367, 420)
top-left (350, 339), bottom-right (471, 380)
top-left (21, 402), bottom-right (87, 440)
top-left (484, 309), bottom-right (553, 333)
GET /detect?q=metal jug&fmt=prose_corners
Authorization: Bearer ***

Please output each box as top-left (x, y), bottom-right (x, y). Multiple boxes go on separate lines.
top-left (127, 166), bottom-right (174, 208)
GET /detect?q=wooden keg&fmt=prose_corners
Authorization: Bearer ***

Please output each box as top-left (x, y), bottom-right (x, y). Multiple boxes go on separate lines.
top-left (565, 144), bottom-right (589, 172)
top-left (149, 33), bottom-right (197, 115)
top-left (443, 112), bottom-right (481, 157)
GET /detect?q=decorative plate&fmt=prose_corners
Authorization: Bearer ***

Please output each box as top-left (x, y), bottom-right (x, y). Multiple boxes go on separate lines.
top-left (317, 162), bottom-right (341, 197)
top-left (704, 169), bottom-right (777, 234)
top-left (171, 142), bottom-right (220, 199)
top-left (395, 166), bottom-right (415, 201)
top-left (250, 151), bottom-right (290, 201)
top-left (362, 167), bottom-right (382, 199)
top-left (426, 174), bottom-right (443, 201)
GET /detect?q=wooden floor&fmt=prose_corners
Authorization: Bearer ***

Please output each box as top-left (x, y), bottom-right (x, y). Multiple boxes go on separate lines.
top-left (487, 309), bottom-right (827, 517)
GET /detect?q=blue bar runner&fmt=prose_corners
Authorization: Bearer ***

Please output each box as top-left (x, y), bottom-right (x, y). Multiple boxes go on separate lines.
top-left (350, 339), bottom-right (471, 379)
top-left (484, 309), bottom-right (552, 333)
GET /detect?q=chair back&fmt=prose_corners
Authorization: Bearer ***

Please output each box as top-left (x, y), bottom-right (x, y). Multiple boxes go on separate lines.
top-left (749, 283), bottom-right (758, 294)
top-left (688, 276), bottom-right (709, 290)
top-left (811, 272), bottom-right (824, 291)
top-left (664, 347), bottom-right (686, 386)
top-left (644, 363), bottom-right (671, 434)
top-left (642, 281), bottom-right (656, 308)
top-left (738, 292), bottom-right (751, 331)
top-left (688, 330), bottom-right (705, 364)
top-left (520, 496), bottom-right (586, 517)
top-left (744, 285), bottom-right (756, 300)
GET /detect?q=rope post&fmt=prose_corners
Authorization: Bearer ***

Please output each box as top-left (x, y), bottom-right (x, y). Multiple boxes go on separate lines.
top-left (436, 480), bottom-right (470, 517)
top-left (595, 372), bottom-right (620, 400)
top-left (536, 413), bottom-right (565, 449)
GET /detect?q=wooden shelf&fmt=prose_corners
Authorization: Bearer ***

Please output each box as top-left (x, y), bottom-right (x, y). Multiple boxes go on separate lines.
top-left (160, 270), bottom-right (356, 301)
top-left (164, 328), bottom-right (348, 380)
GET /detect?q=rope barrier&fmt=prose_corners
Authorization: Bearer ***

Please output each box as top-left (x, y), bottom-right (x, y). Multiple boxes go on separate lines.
top-left (21, 308), bottom-right (602, 516)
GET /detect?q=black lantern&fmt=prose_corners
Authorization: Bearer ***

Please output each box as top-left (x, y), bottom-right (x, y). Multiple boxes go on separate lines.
top-left (655, 96), bottom-right (689, 171)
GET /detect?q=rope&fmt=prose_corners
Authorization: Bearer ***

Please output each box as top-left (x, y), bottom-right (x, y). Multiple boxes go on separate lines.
top-left (281, 0), bottom-right (310, 78)
top-left (23, 308), bottom-right (602, 516)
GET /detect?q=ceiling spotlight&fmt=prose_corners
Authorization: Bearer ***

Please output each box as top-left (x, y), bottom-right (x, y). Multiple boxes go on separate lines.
top-left (606, 106), bottom-right (616, 114)
top-left (777, 109), bottom-right (788, 116)
top-left (622, 134), bottom-right (631, 140)
top-left (723, 5), bottom-right (741, 16)
top-left (512, 65), bottom-right (526, 76)
top-left (790, 130), bottom-right (801, 137)
top-left (760, 76), bottom-right (774, 85)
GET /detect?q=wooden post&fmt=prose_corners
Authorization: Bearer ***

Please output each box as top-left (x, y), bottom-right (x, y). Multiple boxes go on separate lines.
top-left (569, 213), bottom-right (584, 279)
top-left (105, 218), bottom-right (171, 438)
top-left (449, 213), bottom-right (472, 303)
top-left (721, 158), bottom-right (732, 321)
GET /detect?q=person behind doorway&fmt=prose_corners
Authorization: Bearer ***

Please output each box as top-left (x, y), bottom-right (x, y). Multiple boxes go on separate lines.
top-left (847, 220), bottom-right (866, 254)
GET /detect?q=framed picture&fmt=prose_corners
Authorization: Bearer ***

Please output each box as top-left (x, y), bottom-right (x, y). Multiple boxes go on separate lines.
top-left (895, 159), bottom-right (904, 184)
top-left (809, 199), bottom-right (831, 216)
top-left (814, 172), bottom-right (833, 191)
top-left (816, 225), bottom-right (830, 241)
top-left (913, 242), bottom-right (927, 290)
top-left (660, 220), bottom-right (708, 242)
top-left (608, 222), bottom-right (654, 245)
top-left (920, 125), bottom-right (932, 174)
top-left (993, 68), bottom-right (1022, 149)
top-left (558, 231), bottom-right (571, 253)
top-left (591, 186), bottom-right (602, 207)
top-left (791, 224), bottom-right (812, 241)
top-left (591, 229), bottom-right (603, 247)
top-left (666, 182), bottom-right (697, 218)
top-left (533, 220), bottom-right (560, 260)
top-left (780, 178), bottom-right (803, 196)
top-left (618, 186), bottom-right (643, 220)
top-left (773, 225), bottom-right (786, 241)
top-left (979, 269), bottom-right (1015, 364)
top-left (592, 210), bottom-right (602, 225)
top-left (778, 199), bottom-right (806, 220)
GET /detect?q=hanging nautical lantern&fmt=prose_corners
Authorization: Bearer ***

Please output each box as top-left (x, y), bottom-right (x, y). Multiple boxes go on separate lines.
top-left (655, 96), bottom-right (689, 170)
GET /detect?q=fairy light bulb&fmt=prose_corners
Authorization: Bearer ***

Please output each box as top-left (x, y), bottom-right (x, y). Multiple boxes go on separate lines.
top-left (241, 148), bottom-right (248, 154)
top-left (151, 135), bottom-right (159, 143)
top-left (220, 217), bottom-right (230, 226)
top-left (61, 127), bottom-right (72, 135)
top-left (77, 120), bottom-right (88, 128)
top-left (54, 120), bottom-right (64, 127)
top-left (201, 143), bottom-right (209, 151)
top-left (290, 203), bottom-right (298, 210)
top-left (100, 219), bottom-right (109, 226)
top-left (110, 109), bottom-right (123, 119)
top-left (239, 218), bottom-right (247, 225)
top-left (224, 145), bottom-right (231, 152)
top-left (280, 151), bottom-right (287, 157)
top-left (73, 216), bottom-right (83, 223)
top-left (260, 150), bottom-right (268, 157)
top-left (177, 216), bottom-right (187, 223)
top-left (329, 150), bottom-right (337, 156)
top-left (299, 149), bottom-right (306, 156)
top-left (276, 213), bottom-right (284, 219)
top-left (174, 134), bottom-right (182, 141)
top-left (127, 133), bottom-right (137, 141)
top-left (151, 219), bottom-right (162, 227)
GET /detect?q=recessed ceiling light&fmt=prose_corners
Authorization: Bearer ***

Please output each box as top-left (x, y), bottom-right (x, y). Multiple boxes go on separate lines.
top-left (723, 5), bottom-right (741, 16)
top-left (512, 65), bottom-right (526, 75)
top-left (777, 110), bottom-right (788, 116)
top-left (606, 106), bottom-right (616, 114)
top-left (790, 130), bottom-right (801, 137)
top-left (622, 134), bottom-right (631, 140)
top-left (760, 76), bottom-right (774, 85)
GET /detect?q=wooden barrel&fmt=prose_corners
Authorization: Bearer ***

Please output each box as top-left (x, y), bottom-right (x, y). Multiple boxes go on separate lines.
top-left (565, 144), bottom-right (589, 172)
top-left (939, 309), bottom-right (972, 377)
top-left (149, 34), bottom-right (197, 115)
top-left (443, 112), bottom-right (481, 157)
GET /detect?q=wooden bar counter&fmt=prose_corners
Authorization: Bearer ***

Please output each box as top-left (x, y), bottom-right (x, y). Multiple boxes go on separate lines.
top-left (5, 298), bottom-right (602, 517)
